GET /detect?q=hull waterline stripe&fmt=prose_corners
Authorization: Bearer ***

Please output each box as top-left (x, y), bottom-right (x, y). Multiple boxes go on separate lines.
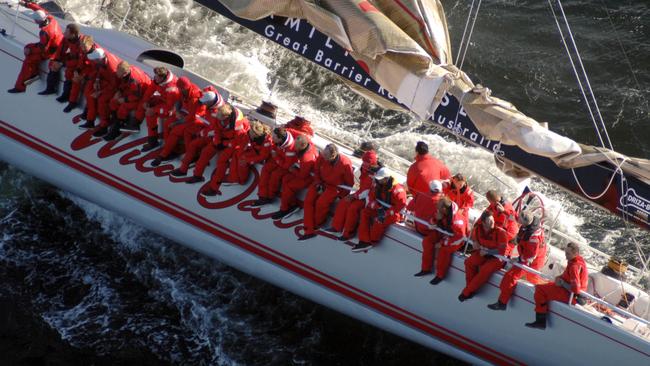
top-left (0, 120), bottom-right (522, 365)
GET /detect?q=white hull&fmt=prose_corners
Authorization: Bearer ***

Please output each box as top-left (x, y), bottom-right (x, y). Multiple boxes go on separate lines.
top-left (1, 4), bottom-right (649, 364)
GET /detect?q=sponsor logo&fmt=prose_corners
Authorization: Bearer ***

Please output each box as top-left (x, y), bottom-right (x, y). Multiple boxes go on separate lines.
top-left (619, 188), bottom-right (650, 223)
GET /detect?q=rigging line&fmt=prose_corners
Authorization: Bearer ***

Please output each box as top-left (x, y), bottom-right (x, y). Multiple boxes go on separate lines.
top-left (458, 0), bottom-right (482, 70)
top-left (455, 0), bottom-right (475, 64)
top-left (547, 0), bottom-right (606, 150)
top-left (570, 157), bottom-right (627, 201)
top-left (598, 0), bottom-right (648, 109)
top-left (556, 0), bottom-right (614, 151)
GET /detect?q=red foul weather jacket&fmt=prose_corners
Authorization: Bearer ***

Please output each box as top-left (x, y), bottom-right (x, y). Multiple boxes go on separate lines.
top-left (367, 179), bottom-right (407, 222)
top-left (516, 226), bottom-right (546, 266)
top-left (179, 82), bottom-right (206, 124)
top-left (560, 256), bottom-right (589, 294)
top-left (472, 226), bottom-right (513, 257)
top-left (271, 132), bottom-right (298, 170)
top-left (53, 35), bottom-right (82, 69)
top-left (289, 143), bottom-right (319, 180)
top-left (407, 192), bottom-right (442, 234)
top-left (487, 200), bottom-right (520, 240)
top-left (212, 107), bottom-right (249, 148)
top-left (444, 182), bottom-right (475, 212)
top-left (436, 202), bottom-right (468, 247)
top-left (116, 65), bottom-right (151, 102)
top-left (241, 133), bottom-right (273, 164)
top-left (314, 154), bottom-right (355, 196)
top-left (26, 3), bottom-right (63, 57)
top-left (141, 71), bottom-right (181, 108)
top-left (406, 154), bottom-right (451, 196)
top-left (92, 50), bottom-right (121, 93)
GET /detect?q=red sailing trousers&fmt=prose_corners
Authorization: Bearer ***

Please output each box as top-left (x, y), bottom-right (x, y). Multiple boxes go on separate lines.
top-left (109, 99), bottom-right (145, 121)
top-left (330, 198), bottom-right (365, 237)
top-left (179, 136), bottom-right (209, 172)
top-left (192, 143), bottom-right (219, 178)
top-left (208, 147), bottom-right (238, 188)
top-left (279, 175), bottom-right (313, 211)
top-left (258, 161), bottom-right (288, 199)
top-left (435, 242), bottom-right (464, 279)
top-left (14, 45), bottom-right (44, 90)
top-left (462, 253), bottom-right (504, 296)
top-left (421, 231), bottom-right (442, 272)
top-left (303, 185), bottom-right (339, 234)
top-left (145, 102), bottom-right (174, 138)
top-left (159, 123), bottom-right (203, 158)
top-left (534, 283), bottom-right (571, 314)
top-left (84, 83), bottom-right (113, 126)
top-left (358, 208), bottom-right (397, 244)
top-left (498, 255), bottom-right (546, 304)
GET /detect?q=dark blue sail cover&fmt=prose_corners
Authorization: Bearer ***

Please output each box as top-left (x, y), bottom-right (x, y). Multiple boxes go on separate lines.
top-left (195, 0), bottom-right (650, 232)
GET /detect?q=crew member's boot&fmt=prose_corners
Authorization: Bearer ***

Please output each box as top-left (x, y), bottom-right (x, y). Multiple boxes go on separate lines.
top-left (103, 119), bottom-right (123, 141)
top-left (56, 80), bottom-right (72, 103)
top-left (38, 71), bottom-right (60, 95)
top-left (525, 313), bottom-right (547, 330)
top-left (142, 137), bottom-right (159, 152)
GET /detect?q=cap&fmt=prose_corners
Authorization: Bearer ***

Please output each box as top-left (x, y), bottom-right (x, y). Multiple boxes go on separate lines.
top-left (32, 10), bottom-right (47, 22)
top-left (86, 47), bottom-right (105, 61)
top-left (374, 168), bottom-right (389, 181)
top-left (199, 91), bottom-right (216, 104)
top-left (416, 141), bottom-right (429, 155)
top-left (429, 180), bottom-right (443, 193)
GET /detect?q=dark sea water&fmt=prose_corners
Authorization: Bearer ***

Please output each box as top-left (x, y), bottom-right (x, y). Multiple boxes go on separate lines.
top-left (0, 0), bottom-right (648, 365)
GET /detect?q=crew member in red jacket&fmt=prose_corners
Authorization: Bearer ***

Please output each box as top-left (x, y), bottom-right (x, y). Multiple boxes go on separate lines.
top-left (140, 66), bottom-right (181, 151)
top-left (170, 104), bottom-right (248, 184)
top-left (50, 23), bottom-right (83, 102)
top-left (329, 144), bottom-right (380, 241)
top-left (488, 211), bottom-right (548, 311)
top-left (8, 2), bottom-right (63, 93)
top-left (273, 134), bottom-right (319, 218)
top-left (423, 198), bottom-right (468, 282)
top-left (291, 144), bottom-right (354, 240)
top-left (252, 127), bottom-right (298, 207)
top-left (485, 190), bottom-right (520, 241)
top-left (410, 180), bottom-right (444, 276)
top-left (407, 180), bottom-right (444, 237)
top-left (202, 120), bottom-right (272, 197)
top-left (77, 47), bottom-right (121, 134)
top-left (352, 168), bottom-right (406, 252)
top-left (39, 23), bottom-right (81, 96)
top-left (151, 78), bottom-right (208, 167)
top-left (169, 90), bottom-right (225, 179)
top-left (100, 61), bottom-right (151, 140)
top-left (526, 242), bottom-right (588, 330)
top-left (458, 213), bottom-right (513, 302)
top-left (60, 34), bottom-right (94, 113)
top-left (160, 77), bottom-right (205, 139)
top-left (201, 106), bottom-right (251, 190)
top-left (406, 141), bottom-right (450, 196)
top-left (284, 116), bottom-right (314, 137)
top-left (443, 173), bottom-right (474, 223)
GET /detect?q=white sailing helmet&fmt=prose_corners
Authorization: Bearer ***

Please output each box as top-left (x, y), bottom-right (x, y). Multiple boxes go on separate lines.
top-left (86, 47), bottom-right (106, 61)
top-left (199, 91), bottom-right (223, 107)
top-left (374, 168), bottom-right (390, 181)
top-left (32, 10), bottom-right (47, 23)
top-left (429, 180), bottom-right (443, 193)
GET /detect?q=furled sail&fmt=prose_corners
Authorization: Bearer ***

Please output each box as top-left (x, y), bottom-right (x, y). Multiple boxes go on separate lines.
top-left (195, 0), bottom-right (650, 232)
top-left (214, 0), bottom-right (453, 120)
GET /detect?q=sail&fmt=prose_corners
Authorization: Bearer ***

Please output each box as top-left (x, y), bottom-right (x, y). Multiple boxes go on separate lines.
top-left (212, 0), bottom-right (453, 120)
top-left (195, 0), bottom-right (650, 232)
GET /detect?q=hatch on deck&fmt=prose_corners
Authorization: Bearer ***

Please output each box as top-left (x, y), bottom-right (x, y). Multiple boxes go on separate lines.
top-left (137, 50), bottom-right (184, 69)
